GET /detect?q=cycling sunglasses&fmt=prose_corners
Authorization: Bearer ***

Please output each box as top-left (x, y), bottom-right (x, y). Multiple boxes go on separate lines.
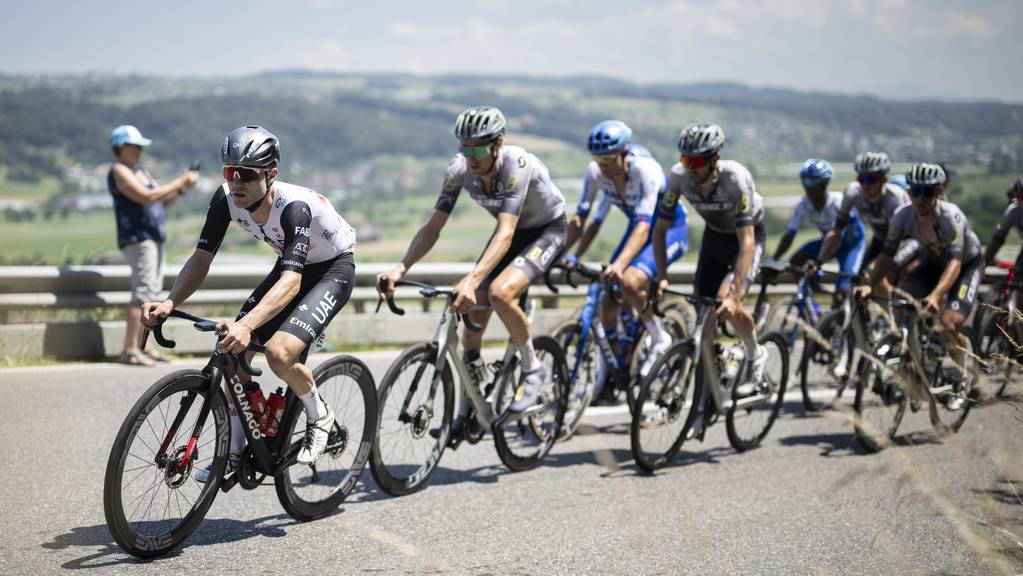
top-left (460, 144), bottom-right (493, 160)
top-left (223, 166), bottom-right (263, 183)
top-left (909, 184), bottom-right (940, 199)
top-left (681, 155), bottom-right (710, 170)
top-left (857, 173), bottom-right (880, 185)
top-left (593, 154), bottom-right (619, 166)
top-left (801, 177), bottom-right (827, 189)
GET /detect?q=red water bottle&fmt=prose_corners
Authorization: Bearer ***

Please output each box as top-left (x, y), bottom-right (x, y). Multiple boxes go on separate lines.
top-left (243, 382), bottom-right (266, 418)
top-left (261, 387), bottom-right (286, 437)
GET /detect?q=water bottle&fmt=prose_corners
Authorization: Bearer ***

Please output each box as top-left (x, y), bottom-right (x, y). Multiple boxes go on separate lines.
top-left (261, 387), bottom-right (286, 438)
top-left (724, 345), bottom-right (745, 381)
top-left (243, 381), bottom-right (266, 418)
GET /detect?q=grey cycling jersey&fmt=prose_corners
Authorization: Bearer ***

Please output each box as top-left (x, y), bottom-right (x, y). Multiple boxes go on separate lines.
top-left (836, 181), bottom-right (909, 237)
top-left (577, 154), bottom-right (664, 225)
top-left (660, 159), bottom-right (763, 234)
top-left (435, 145), bottom-right (565, 229)
top-left (883, 200), bottom-right (981, 266)
top-left (991, 201), bottom-right (1023, 246)
top-left (198, 181), bottom-right (356, 272)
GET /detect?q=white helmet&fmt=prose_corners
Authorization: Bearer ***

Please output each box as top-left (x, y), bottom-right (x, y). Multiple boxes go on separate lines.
top-left (677, 122), bottom-right (725, 157)
top-left (454, 106), bottom-right (506, 141)
top-left (906, 163), bottom-right (947, 186)
top-left (854, 152), bottom-right (891, 175)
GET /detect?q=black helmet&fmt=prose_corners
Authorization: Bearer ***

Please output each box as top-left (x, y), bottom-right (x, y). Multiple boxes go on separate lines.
top-left (1008, 176), bottom-right (1023, 201)
top-left (221, 126), bottom-right (280, 169)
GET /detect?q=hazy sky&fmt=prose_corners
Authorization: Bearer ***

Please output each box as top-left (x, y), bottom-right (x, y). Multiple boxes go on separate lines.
top-left (3, 0), bottom-right (1020, 102)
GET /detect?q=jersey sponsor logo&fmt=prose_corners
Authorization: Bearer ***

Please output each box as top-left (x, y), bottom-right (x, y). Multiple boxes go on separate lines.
top-left (289, 316), bottom-right (317, 337)
top-left (275, 197), bottom-right (285, 209)
top-left (513, 256), bottom-right (527, 268)
top-left (311, 290), bottom-right (337, 324)
top-left (322, 229), bottom-right (335, 240)
top-left (517, 156), bottom-right (526, 168)
top-left (527, 246), bottom-right (544, 261)
top-left (504, 176), bottom-right (520, 192)
top-left (281, 259), bottom-right (303, 268)
top-left (237, 218), bottom-right (250, 228)
top-left (443, 175), bottom-right (460, 192)
top-left (198, 238), bottom-right (209, 246)
top-left (294, 226), bottom-right (310, 236)
top-left (294, 242), bottom-right (309, 255)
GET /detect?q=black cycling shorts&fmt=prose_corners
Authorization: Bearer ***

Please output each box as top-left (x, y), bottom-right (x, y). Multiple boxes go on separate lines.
top-left (899, 255), bottom-right (983, 318)
top-left (236, 252), bottom-right (355, 348)
top-left (478, 215), bottom-right (568, 291)
top-left (693, 223), bottom-right (766, 298)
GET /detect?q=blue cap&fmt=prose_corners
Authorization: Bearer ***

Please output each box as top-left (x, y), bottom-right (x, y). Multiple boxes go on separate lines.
top-left (110, 125), bottom-right (152, 147)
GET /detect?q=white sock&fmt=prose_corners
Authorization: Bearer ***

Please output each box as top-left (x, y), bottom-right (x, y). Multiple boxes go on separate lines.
top-left (228, 406), bottom-right (246, 455)
top-left (518, 340), bottom-right (539, 372)
top-left (644, 317), bottom-right (665, 343)
top-left (299, 388), bottom-right (327, 421)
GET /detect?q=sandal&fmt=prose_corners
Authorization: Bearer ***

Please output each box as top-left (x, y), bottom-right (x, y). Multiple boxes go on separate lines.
top-left (144, 348), bottom-right (171, 363)
top-left (119, 349), bottom-right (156, 367)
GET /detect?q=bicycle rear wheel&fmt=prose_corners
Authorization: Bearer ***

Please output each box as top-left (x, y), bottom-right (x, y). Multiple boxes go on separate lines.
top-left (799, 309), bottom-right (853, 412)
top-left (553, 319), bottom-right (597, 442)
top-left (103, 370), bottom-right (228, 558)
top-left (275, 355), bottom-right (377, 520)
top-left (493, 336), bottom-right (568, 472)
top-left (369, 343), bottom-right (454, 496)
top-left (853, 334), bottom-right (908, 453)
top-left (726, 331), bottom-right (789, 452)
top-left (630, 338), bottom-right (699, 473)
top-left (979, 312), bottom-right (1018, 399)
top-left (929, 326), bottom-right (976, 433)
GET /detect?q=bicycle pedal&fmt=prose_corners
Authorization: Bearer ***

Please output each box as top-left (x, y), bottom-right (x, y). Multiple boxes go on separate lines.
top-left (220, 473), bottom-right (239, 493)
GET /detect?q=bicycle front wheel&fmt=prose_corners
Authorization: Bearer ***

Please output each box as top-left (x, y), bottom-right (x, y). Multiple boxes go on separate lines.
top-left (275, 355), bottom-right (377, 521)
top-left (368, 343), bottom-right (454, 496)
top-left (853, 334), bottom-right (908, 453)
top-left (494, 336), bottom-right (568, 472)
top-left (628, 309), bottom-right (689, 414)
top-left (553, 319), bottom-right (597, 442)
top-left (630, 338), bottom-right (699, 473)
top-left (726, 331), bottom-right (789, 452)
top-left (930, 326), bottom-right (976, 433)
top-left (799, 309), bottom-right (853, 412)
top-left (103, 370), bottom-right (228, 558)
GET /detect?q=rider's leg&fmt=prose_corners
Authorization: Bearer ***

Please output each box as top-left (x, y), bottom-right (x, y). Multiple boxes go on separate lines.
top-left (490, 266), bottom-right (534, 366)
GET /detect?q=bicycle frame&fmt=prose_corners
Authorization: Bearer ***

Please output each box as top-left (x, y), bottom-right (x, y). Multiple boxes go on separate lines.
top-left (568, 280), bottom-right (644, 386)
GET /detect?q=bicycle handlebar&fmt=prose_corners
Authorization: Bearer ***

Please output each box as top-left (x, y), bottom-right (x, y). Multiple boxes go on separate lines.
top-left (143, 309), bottom-right (264, 376)
top-left (375, 278), bottom-right (483, 331)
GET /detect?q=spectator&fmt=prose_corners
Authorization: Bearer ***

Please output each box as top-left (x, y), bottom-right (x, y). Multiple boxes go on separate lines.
top-left (108, 125), bottom-right (198, 366)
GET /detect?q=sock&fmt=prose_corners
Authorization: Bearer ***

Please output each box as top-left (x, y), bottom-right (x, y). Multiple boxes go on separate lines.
top-left (299, 388), bottom-right (327, 421)
top-left (228, 406), bottom-right (246, 455)
top-left (518, 340), bottom-right (538, 372)
top-left (644, 316), bottom-right (665, 343)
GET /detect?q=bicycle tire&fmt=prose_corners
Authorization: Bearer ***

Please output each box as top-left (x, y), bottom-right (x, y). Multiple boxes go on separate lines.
top-left (979, 312), bottom-right (1017, 399)
top-left (368, 343), bottom-right (454, 496)
top-left (799, 309), bottom-right (851, 412)
top-left (493, 335), bottom-right (568, 472)
top-left (853, 333), bottom-right (908, 453)
top-left (629, 338), bottom-right (699, 473)
top-left (552, 319), bottom-right (597, 442)
top-left (103, 369), bottom-right (228, 558)
top-left (275, 355), bottom-right (377, 520)
top-left (929, 326), bottom-right (976, 433)
top-left (627, 309), bottom-right (689, 414)
top-left (725, 331), bottom-right (789, 452)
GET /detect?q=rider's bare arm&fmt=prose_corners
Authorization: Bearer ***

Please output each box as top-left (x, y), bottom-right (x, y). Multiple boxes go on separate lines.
top-left (165, 249), bottom-right (214, 307)
top-left (398, 209), bottom-right (450, 274)
top-left (817, 228), bottom-right (843, 263)
top-left (772, 229), bottom-right (796, 261)
top-left (732, 225), bottom-right (756, 300)
top-left (652, 218), bottom-right (670, 283)
top-left (930, 259), bottom-right (962, 302)
top-left (612, 221), bottom-right (650, 270)
top-left (573, 218), bottom-right (602, 261)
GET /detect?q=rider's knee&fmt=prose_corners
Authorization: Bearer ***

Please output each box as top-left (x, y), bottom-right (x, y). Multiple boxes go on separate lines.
top-left (265, 341), bottom-right (299, 374)
top-left (941, 310), bottom-right (964, 333)
top-left (488, 283), bottom-right (517, 312)
top-left (622, 268), bottom-right (646, 297)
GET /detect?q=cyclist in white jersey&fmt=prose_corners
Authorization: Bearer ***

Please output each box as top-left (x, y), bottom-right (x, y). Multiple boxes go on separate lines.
top-left (654, 122), bottom-right (769, 393)
top-left (772, 159), bottom-right (865, 307)
top-left (561, 120), bottom-right (689, 378)
top-left (377, 106), bottom-right (567, 429)
top-left (142, 126), bottom-right (357, 479)
top-left (860, 163), bottom-right (982, 408)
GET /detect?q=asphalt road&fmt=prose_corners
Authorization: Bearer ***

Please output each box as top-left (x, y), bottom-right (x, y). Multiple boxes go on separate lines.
top-left (1, 351), bottom-right (1021, 575)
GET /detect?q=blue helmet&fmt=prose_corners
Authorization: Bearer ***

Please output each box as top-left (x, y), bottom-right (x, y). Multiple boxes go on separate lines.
top-left (799, 158), bottom-right (833, 187)
top-left (588, 120), bottom-right (632, 155)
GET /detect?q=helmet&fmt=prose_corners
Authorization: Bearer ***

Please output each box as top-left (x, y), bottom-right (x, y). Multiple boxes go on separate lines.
top-left (587, 120), bottom-right (632, 155)
top-left (799, 158), bottom-right (834, 185)
top-left (677, 123), bottom-right (725, 157)
top-left (889, 174), bottom-right (908, 191)
top-left (905, 163), bottom-right (946, 187)
top-left (221, 126), bottom-right (280, 169)
top-left (854, 152), bottom-right (891, 175)
top-left (1007, 176), bottom-right (1023, 200)
top-left (453, 106), bottom-right (506, 141)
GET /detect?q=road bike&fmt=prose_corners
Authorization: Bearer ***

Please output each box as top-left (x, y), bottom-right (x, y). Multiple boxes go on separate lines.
top-left (103, 309), bottom-right (377, 557)
top-left (369, 280), bottom-right (568, 496)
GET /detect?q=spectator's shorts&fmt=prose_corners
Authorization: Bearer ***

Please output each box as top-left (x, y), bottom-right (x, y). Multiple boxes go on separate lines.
top-left (123, 239), bottom-right (164, 304)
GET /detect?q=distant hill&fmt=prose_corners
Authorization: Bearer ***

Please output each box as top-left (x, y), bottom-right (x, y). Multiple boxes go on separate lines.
top-left (1, 71), bottom-right (1021, 182)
